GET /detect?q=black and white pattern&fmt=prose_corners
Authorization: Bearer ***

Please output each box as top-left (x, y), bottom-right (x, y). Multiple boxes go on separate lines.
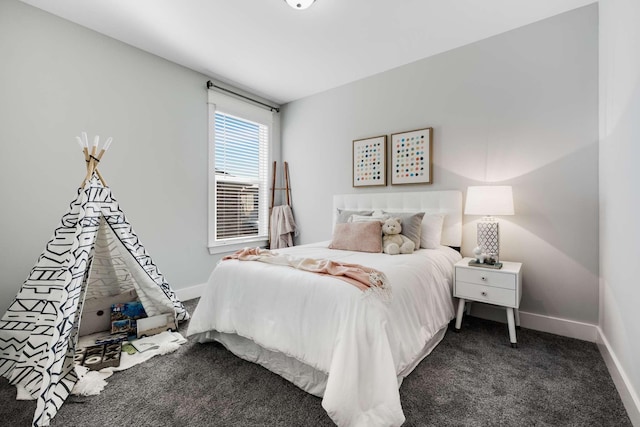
top-left (477, 221), bottom-right (500, 257)
top-left (0, 176), bottom-right (189, 426)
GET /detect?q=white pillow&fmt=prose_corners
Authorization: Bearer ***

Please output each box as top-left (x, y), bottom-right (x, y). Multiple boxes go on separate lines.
top-left (349, 214), bottom-right (389, 223)
top-left (420, 214), bottom-right (445, 249)
top-left (335, 209), bottom-right (373, 224)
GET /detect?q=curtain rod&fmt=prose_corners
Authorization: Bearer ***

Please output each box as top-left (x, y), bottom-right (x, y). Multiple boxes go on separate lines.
top-left (206, 80), bottom-right (280, 113)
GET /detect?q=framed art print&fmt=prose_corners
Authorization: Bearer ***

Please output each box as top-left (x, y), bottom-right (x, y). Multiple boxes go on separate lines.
top-left (391, 127), bottom-right (433, 185)
top-left (353, 135), bottom-right (387, 187)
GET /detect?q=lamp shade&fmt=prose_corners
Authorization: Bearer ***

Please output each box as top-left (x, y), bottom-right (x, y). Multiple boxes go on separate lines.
top-left (464, 186), bottom-right (514, 216)
top-left (285, 0), bottom-right (316, 9)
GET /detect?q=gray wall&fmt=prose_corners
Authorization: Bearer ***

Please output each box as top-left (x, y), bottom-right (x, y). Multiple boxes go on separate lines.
top-left (0, 0), bottom-right (216, 314)
top-left (282, 5), bottom-right (599, 324)
top-left (599, 0), bottom-right (640, 421)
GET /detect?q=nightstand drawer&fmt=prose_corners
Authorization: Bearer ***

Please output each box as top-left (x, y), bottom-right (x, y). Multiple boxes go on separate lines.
top-left (455, 281), bottom-right (517, 307)
top-left (455, 267), bottom-right (516, 290)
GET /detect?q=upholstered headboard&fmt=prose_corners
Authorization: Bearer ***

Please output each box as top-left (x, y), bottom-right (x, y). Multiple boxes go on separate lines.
top-left (332, 191), bottom-right (463, 248)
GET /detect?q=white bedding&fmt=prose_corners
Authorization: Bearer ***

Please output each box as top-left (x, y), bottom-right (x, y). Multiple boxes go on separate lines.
top-left (187, 242), bottom-right (461, 426)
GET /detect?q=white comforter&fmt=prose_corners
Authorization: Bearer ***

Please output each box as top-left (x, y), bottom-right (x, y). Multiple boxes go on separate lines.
top-left (187, 242), bottom-right (461, 426)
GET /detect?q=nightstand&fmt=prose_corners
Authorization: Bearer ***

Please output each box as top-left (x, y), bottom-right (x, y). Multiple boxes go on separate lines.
top-left (453, 257), bottom-right (522, 348)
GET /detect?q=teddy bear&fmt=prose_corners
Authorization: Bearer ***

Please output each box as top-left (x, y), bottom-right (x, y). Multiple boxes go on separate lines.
top-left (381, 217), bottom-right (415, 255)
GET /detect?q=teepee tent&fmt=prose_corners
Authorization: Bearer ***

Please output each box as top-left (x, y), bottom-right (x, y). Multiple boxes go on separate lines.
top-left (0, 134), bottom-right (189, 426)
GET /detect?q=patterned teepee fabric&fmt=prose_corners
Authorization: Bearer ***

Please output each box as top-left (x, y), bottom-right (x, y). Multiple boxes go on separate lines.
top-left (0, 176), bottom-right (189, 426)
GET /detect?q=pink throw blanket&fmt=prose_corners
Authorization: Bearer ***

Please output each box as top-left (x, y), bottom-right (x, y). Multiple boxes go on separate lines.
top-left (223, 247), bottom-right (389, 295)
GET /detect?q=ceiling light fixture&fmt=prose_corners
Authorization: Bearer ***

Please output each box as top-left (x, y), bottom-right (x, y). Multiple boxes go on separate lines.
top-left (284, 0), bottom-right (316, 10)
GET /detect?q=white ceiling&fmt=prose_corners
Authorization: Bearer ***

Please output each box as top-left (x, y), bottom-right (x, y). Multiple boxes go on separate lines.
top-left (20, 0), bottom-right (595, 105)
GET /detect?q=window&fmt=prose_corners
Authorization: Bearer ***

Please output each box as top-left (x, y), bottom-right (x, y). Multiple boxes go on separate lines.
top-left (214, 112), bottom-right (268, 240)
top-left (208, 90), bottom-right (275, 254)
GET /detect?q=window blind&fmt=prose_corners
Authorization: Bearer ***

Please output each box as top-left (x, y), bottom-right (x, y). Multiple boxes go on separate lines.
top-left (214, 112), bottom-right (269, 241)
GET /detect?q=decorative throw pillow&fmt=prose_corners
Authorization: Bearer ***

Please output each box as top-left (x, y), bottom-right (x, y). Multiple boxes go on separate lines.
top-left (335, 209), bottom-right (374, 224)
top-left (381, 211), bottom-right (425, 249)
top-left (420, 214), bottom-right (445, 249)
top-left (329, 221), bottom-right (382, 253)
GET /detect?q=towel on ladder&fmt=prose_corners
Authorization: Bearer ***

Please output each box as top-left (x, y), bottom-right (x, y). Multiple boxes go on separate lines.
top-left (270, 205), bottom-right (297, 249)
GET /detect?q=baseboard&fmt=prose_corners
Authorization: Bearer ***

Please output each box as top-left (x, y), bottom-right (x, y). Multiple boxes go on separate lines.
top-left (597, 329), bottom-right (640, 426)
top-left (174, 283), bottom-right (206, 302)
top-left (468, 304), bottom-right (598, 342)
top-left (517, 310), bottom-right (598, 342)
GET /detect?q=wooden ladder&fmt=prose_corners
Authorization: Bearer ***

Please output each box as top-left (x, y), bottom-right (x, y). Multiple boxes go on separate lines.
top-left (268, 161), bottom-right (292, 248)
top-left (270, 161), bottom-right (291, 208)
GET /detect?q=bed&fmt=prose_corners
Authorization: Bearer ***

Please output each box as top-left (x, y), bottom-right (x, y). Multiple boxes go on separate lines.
top-left (187, 191), bottom-right (462, 426)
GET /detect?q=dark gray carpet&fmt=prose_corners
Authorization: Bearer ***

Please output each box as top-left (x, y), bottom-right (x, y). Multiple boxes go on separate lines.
top-left (0, 299), bottom-right (631, 426)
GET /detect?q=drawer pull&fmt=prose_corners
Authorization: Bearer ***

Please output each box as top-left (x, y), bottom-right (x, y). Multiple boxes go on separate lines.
top-left (481, 276), bottom-right (487, 281)
top-left (481, 291), bottom-right (488, 297)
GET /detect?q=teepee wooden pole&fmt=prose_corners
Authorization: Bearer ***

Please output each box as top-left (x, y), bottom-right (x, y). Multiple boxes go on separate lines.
top-left (87, 136), bottom-right (99, 176)
top-left (77, 135), bottom-right (91, 187)
top-left (94, 136), bottom-right (113, 187)
top-left (95, 168), bottom-right (107, 187)
top-left (93, 149), bottom-right (107, 186)
top-left (82, 148), bottom-right (90, 170)
top-left (82, 159), bottom-right (95, 187)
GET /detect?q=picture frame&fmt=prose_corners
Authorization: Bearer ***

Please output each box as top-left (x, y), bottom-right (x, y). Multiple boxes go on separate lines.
top-left (353, 135), bottom-right (387, 187)
top-left (390, 127), bottom-right (433, 185)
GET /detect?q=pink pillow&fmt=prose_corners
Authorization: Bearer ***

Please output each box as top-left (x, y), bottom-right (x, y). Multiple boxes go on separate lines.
top-left (329, 221), bottom-right (382, 253)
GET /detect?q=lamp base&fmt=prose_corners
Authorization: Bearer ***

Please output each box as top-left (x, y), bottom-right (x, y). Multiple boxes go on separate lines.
top-left (468, 260), bottom-right (503, 269)
top-left (477, 219), bottom-right (500, 260)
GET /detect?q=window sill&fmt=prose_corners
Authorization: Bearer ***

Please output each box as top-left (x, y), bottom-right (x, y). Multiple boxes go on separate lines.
top-left (208, 239), bottom-right (268, 255)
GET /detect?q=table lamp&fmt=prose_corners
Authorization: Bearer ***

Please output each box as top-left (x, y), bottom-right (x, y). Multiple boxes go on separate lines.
top-left (464, 186), bottom-right (514, 265)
